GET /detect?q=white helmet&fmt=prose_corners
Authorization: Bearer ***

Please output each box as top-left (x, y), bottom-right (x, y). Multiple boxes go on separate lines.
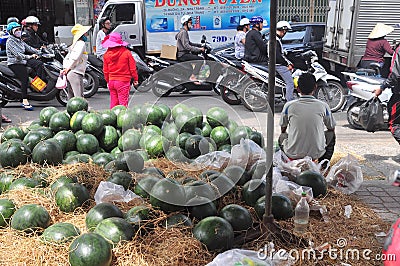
top-left (25, 16), bottom-right (40, 25)
top-left (277, 21), bottom-right (291, 30)
top-left (181, 15), bottom-right (192, 25)
top-left (240, 18), bottom-right (250, 26)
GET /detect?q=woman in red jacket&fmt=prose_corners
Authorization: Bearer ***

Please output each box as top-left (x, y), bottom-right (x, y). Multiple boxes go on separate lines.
top-left (102, 32), bottom-right (138, 108)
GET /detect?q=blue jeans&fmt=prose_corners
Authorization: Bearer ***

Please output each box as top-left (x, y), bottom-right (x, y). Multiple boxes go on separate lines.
top-left (276, 65), bottom-right (295, 101)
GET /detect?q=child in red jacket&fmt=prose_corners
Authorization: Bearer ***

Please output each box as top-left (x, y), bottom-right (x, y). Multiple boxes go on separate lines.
top-left (102, 32), bottom-right (138, 108)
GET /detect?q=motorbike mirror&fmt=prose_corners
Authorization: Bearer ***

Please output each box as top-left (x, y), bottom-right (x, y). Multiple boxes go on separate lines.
top-left (201, 35), bottom-right (206, 43)
top-left (42, 32), bottom-right (48, 39)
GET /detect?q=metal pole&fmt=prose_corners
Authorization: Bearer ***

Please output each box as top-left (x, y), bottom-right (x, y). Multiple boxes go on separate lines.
top-left (263, 0), bottom-right (277, 223)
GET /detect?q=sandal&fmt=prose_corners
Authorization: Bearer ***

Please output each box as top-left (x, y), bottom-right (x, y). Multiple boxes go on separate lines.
top-left (1, 115), bottom-right (11, 123)
top-left (22, 103), bottom-right (34, 111)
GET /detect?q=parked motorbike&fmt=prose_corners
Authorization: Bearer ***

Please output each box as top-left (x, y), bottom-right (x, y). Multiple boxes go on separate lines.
top-left (232, 50), bottom-right (345, 112)
top-left (343, 71), bottom-right (390, 130)
top-left (87, 45), bottom-right (154, 93)
top-left (0, 53), bottom-right (68, 107)
top-left (148, 36), bottom-right (224, 97)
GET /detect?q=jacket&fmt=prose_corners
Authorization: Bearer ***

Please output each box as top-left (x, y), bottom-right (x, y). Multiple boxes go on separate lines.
top-left (276, 35), bottom-right (292, 66)
top-left (22, 28), bottom-right (46, 49)
top-left (5, 35), bottom-right (38, 66)
top-left (63, 40), bottom-right (88, 75)
top-left (244, 29), bottom-right (267, 63)
top-left (175, 28), bottom-right (202, 58)
top-left (362, 38), bottom-right (394, 63)
top-left (381, 45), bottom-right (400, 93)
top-left (103, 46), bottom-right (138, 83)
top-left (95, 30), bottom-right (107, 58)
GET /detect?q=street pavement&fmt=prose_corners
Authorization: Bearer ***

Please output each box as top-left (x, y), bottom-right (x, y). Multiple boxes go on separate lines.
top-left (1, 88), bottom-right (399, 222)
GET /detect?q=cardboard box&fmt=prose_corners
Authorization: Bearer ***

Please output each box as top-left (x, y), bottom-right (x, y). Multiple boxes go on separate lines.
top-left (160, 44), bottom-right (177, 60)
top-left (30, 76), bottom-right (47, 92)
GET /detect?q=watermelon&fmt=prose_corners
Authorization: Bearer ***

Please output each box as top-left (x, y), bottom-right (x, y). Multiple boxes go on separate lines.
top-left (115, 151), bottom-right (144, 173)
top-left (254, 195), bottom-right (294, 220)
top-left (42, 222), bottom-right (81, 244)
top-left (110, 147), bottom-right (122, 157)
top-left (64, 154), bottom-right (92, 164)
top-left (92, 153), bottom-right (114, 166)
top-left (161, 213), bottom-right (192, 229)
top-left (242, 179), bottom-right (266, 206)
top-left (82, 113), bottom-right (104, 136)
top-left (118, 129), bottom-right (141, 151)
top-left (0, 140), bottom-right (31, 167)
top-left (1, 126), bottom-right (25, 142)
top-left (231, 126), bottom-right (252, 145)
top-left (68, 233), bottom-right (112, 266)
top-left (295, 171), bottom-right (327, 198)
top-left (50, 175), bottom-right (77, 193)
top-left (142, 125), bottom-right (162, 135)
top-left (39, 106), bottom-right (58, 126)
top-left (0, 173), bottom-right (15, 193)
top-left (140, 104), bottom-right (163, 126)
top-left (200, 122), bottom-right (212, 137)
top-left (9, 177), bottom-right (40, 190)
top-left (94, 217), bottom-right (135, 245)
top-left (171, 103), bottom-right (189, 120)
top-left (31, 169), bottom-right (51, 187)
top-left (55, 183), bottom-right (90, 212)
top-left (188, 107), bottom-right (203, 127)
top-left (134, 175), bottom-right (161, 198)
top-left (250, 131), bottom-right (264, 147)
top-left (210, 126), bottom-right (230, 147)
top-left (107, 171), bottom-right (132, 190)
top-left (125, 205), bottom-right (153, 233)
top-left (161, 122), bottom-right (179, 143)
top-left (76, 134), bottom-right (99, 155)
top-left (184, 180), bottom-right (216, 201)
top-left (111, 105), bottom-right (127, 117)
top-left (223, 165), bottom-right (250, 186)
top-left (175, 112), bottom-right (197, 133)
top-left (149, 178), bottom-right (186, 212)
top-left (210, 173), bottom-right (236, 197)
top-left (85, 202), bottom-right (124, 231)
top-left (23, 131), bottom-right (45, 150)
top-left (27, 120), bottom-right (42, 131)
top-left (0, 199), bottom-right (16, 227)
top-left (249, 160), bottom-right (266, 179)
top-left (193, 216), bottom-right (234, 251)
top-left (70, 111), bottom-right (88, 132)
top-left (206, 107), bottom-right (229, 128)
top-left (117, 109), bottom-right (141, 130)
top-left (157, 104), bottom-right (171, 121)
top-left (226, 120), bottom-right (238, 133)
top-left (145, 135), bottom-right (169, 158)
top-left (187, 196), bottom-right (217, 220)
top-left (32, 127), bottom-right (54, 139)
top-left (185, 135), bottom-right (210, 159)
top-left (49, 112), bottom-right (70, 133)
top-left (98, 126), bottom-right (119, 152)
top-left (11, 204), bottom-right (50, 232)
top-left (32, 139), bottom-right (63, 165)
top-left (165, 146), bottom-right (190, 163)
top-left (99, 110), bottom-right (117, 127)
top-left (199, 169), bottom-right (220, 180)
top-left (136, 149), bottom-right (149, 161)
top-left (66, 97), bottom-right (89, 115)
top-left (219, 204), bottom-right (253, 231)
top-left (53, 131), bottom-right (77, 153)
top-left (176, 132), bottom-right (192, 149)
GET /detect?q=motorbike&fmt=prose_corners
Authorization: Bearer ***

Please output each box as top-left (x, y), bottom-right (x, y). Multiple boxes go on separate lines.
top-left (87, 45), bottom-right (154, 93)
top-left (0, 53), bottom-right (69, 107)
top-left (343, 71), bottom-right (390, 130)
top-left (147, 36), bottom-right (224, 97)
top-left (230, 50), bottom-right (345, 112)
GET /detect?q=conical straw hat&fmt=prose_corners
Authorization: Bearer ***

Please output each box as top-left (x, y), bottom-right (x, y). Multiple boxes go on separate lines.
top-left (368, 23), bottom-right (394, 39)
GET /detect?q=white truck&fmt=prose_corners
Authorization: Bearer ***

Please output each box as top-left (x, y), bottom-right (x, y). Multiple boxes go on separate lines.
top-left (93, 0), bottom-right (269, 56)
top-left (323, 0), bottom-right (400, 75)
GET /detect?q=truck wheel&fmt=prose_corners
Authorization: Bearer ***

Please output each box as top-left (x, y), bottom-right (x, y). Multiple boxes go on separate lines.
top-left (83, 71), bottom-right (99, 98)
top-left (315, 80), bottom-right (346, 112)
top-left (240, 80), bottom-right (267, 112)
top-left (347, 101), bottom-right (364, 130)
top-left (56, 89), bottom-right (68, 107)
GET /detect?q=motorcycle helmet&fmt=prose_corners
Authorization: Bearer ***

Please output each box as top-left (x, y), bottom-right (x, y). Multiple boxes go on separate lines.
top-left (25, 16), bottom-right (40, 25)
top-left (7, 22), bottom-right (21, 34)
top-left (249, 16), bottom-right (263, 26)
top-left (277, 21), bottom-right (292, 31)
top-left (181, 15), bottom-right (192, 25)
top-left (7, 17), bottom-right (19, 25)
top-left (99, 16), bottom-right (111, 29)
top-left (240, 18), bottom-right (250, 26)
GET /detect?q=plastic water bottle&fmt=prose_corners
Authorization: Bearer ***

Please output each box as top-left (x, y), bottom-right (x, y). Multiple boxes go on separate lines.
top-left (294, 192), bottom-right (309, 234)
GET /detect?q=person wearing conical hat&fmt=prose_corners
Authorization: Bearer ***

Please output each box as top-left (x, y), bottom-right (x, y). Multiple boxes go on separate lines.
top-left (62, 24), bottom-right (91, 99)
top-left (360, 23), bottom-right (394, 70)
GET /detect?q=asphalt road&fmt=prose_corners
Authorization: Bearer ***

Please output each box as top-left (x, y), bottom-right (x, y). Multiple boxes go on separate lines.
top-left (2, 87), bottom-right (399, 179)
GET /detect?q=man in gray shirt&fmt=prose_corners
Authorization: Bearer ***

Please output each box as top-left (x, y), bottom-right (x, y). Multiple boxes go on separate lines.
top-left (279, 72), bottom-right (336, 162)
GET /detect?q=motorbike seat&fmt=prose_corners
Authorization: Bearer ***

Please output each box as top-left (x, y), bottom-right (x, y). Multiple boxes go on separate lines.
top-left (0, 63), bottom-right (16, 78)
top-left (356, 68), bottom-right (378, 76)
top-left (88, 54), bottom-right (103, 67)
top-left (161, 58), bottom-right (179, 65)
top-left (250, 63), bottom-right (269, 72)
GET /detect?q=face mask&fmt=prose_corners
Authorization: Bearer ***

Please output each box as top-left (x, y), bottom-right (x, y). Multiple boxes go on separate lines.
top-left (13, 30), bottom-right (22, 38)
top-left (81, 35), bottom-right (88, 42)
top-left (188, 24), bottom-right (193, 30)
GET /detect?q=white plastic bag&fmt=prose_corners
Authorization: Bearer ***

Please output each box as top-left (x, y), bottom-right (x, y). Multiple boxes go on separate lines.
top-left (193, 151), bottom-right (231, 170)
top-left (94, 181), bottom-right (141, 204)
top-left (274, 180), bottom-right (314, 204)
top-left (206, 249), bottom-right (273, 266)
top-left (55, 73), bottom-right (67, 89)
top-left (230, 139), bottom-right (266, 171)
top-left (326, 154), bottom-right (363, 194)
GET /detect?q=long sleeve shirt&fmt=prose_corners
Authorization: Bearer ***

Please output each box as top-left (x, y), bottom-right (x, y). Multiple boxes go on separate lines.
top-left (95, 30), bottom-right (107, 58)
top-left (362, 38), bottom-right (394, 63)
top-left (63, 40), bottom-right (88, 75)
top-left (6, 35), bottom-right (39, 66)
top-left (276, 35), bottom-right (292, 66)
top-left (103, 46), bottom-right (138, 83)
top-left (381, 45), bottom-right (400, 93)
top-left (175, 28), bottom-right (202, 58)
top-left (244, 29), bottom-right (267, 63)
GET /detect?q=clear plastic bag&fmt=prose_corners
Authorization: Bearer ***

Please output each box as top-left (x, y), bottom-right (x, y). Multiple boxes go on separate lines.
top-left (274, 152), bottom-right (321, 179)
top-left (229, 139), bottom-right (266, 171)
top-left (274, 180), bottom-right (314, 205)
top-left (94, 181), bottom-right (141, 204)
top-left (206, 249), bottom-right (273, 266)
top-left (193, 151), bottom-right (231, 170)
top-left (326, 154), bottom-right (363, 194)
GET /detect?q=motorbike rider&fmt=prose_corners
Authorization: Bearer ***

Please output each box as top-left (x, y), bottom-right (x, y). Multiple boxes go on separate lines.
top-left (243, 16), bottom-right (267, 65)
top-left (176, 15), bottom-right (205, 85)
top-left (95, 17), bottom-right (112, 60)
top-left (234, 18), bottom-right (250, 59)
top-left (6, 22), bottom-right (44, 110)
top-left (0, 17), bottom-right (20, 57)
top-left (22, 16), bottom-right (47, 49)
top-left (275, 21), bottom-right (295, 101)
top-left (374, 44), bottom-right (400, 144)
top-left (360, 23), bottom-right (394, 76)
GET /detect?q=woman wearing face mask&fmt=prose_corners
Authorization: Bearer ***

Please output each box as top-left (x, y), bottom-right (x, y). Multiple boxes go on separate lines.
top-left (62, 24), bottom-right (91, 99)
top-left (6, 21), bottom-right (42, 111)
